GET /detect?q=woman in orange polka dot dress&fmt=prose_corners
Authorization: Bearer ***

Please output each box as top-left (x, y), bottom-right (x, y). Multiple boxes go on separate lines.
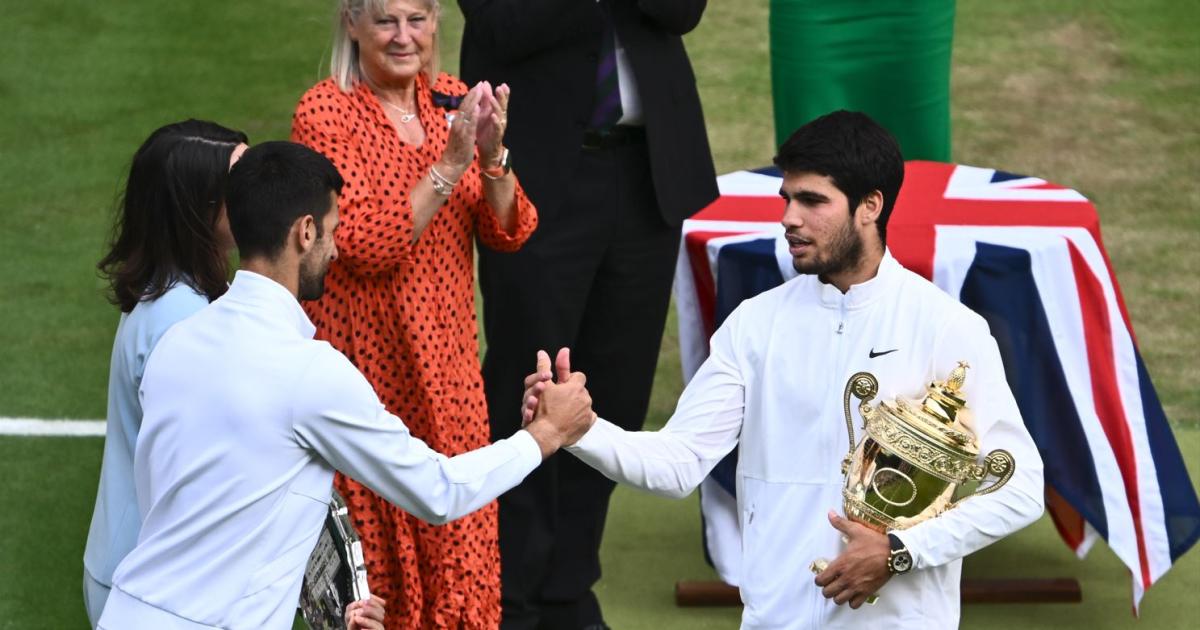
top-left (291, 1), bottom-right (536, 627)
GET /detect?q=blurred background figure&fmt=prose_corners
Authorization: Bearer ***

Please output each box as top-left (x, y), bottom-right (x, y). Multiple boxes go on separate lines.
top-left (769, 0), bottom-right (956, 160)
top-left (291, 1), bottom-right (537, 627)
top-left (458, 1), bottom-right (717, 628)
top-left (83, 120), bottom-right (248, 627)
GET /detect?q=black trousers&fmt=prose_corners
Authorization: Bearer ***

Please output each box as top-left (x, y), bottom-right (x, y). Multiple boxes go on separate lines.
top-left (479, 139), bottom-right (680, 630)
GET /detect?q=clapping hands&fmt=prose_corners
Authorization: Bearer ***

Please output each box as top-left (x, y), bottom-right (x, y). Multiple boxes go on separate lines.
top-left (442, 81), bottom-right (510, 176)
top-left (474, 82), bottom-right (509, 167)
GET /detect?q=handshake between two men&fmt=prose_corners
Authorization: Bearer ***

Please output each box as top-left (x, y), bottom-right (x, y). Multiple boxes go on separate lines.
top-left (520, 348), bottom-right (597, 459)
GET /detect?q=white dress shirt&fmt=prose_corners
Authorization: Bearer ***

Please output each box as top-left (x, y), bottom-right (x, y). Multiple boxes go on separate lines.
top-left (598, 0), bottom-right (643, 126)
top-left (567, 251), bottom-right (1044, 629)
top-left (613, 32), bottom-right (643, 126)
top-left (98, 271), bottom-right (542, 630)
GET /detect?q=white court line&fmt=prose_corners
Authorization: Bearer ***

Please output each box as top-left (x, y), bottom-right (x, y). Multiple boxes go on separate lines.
top-left (0, 418), bottom-right (105, 436)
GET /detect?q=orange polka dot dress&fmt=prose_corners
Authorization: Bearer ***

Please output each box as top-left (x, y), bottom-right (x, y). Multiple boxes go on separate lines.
top-left (291, 73), bottom-right (537, 629)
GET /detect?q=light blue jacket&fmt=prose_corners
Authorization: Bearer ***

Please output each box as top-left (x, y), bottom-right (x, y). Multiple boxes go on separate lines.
top-left (83, 282), bottom-right (208, 623)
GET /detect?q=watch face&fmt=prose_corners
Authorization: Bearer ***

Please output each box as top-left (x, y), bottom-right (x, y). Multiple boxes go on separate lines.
top-left (892, 552), bottom-right (913, 573)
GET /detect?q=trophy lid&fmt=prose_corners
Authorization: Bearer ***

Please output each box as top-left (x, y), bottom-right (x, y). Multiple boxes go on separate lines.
top-left (876, 362), bottom-right (978, 455)
top-left (923, 361), bottom-right (969, 424)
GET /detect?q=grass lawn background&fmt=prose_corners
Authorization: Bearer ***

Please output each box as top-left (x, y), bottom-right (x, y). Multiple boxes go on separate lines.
top-left (0, 0), bottom-right (1195, 628)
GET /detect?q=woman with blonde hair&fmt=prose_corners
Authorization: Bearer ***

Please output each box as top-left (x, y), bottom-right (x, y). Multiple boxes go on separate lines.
top-left (291, 1), bottom-right (537, 627)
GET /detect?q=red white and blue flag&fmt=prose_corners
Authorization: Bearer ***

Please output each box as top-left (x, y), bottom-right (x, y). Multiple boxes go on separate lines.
top-left (675, 161), bottom-right (1200, 609)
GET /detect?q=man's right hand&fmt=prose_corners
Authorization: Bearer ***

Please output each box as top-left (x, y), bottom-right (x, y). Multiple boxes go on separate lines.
top-left (523, 348), bottom-right (596, 458)
top-left (521, 349), bottom-right (567, 426)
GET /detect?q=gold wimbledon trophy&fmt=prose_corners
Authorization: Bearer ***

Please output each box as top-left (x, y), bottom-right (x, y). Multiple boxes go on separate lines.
top-left (811, 362), bottom-right (1016, 592)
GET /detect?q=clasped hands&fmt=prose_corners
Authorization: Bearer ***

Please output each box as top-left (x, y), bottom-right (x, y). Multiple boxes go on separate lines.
top-left (520, 348), bottom-right (597, 459)
top-left (440, 81), bottom-right (509, 179)
top-left (813, 510), bottom-right (893, 609)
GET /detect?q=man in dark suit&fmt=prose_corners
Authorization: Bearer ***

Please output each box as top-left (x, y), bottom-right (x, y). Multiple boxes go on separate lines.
top-left (459, 1), bottom-right (718, 628)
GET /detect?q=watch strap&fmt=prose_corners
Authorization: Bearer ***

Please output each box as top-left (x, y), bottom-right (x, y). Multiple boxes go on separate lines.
top-left (886, 533), bottom-right (913, 575)
top-left (482, 147), bottom-right (510, 180)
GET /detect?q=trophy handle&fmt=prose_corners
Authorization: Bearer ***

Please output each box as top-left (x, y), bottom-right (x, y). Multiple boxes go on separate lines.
top-left (955, 449), bottom-right (1016, 505)
top-left (842, 372), bottom-right (879, 455)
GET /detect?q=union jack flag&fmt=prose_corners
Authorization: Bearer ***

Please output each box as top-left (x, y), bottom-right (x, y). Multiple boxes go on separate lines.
top-left (675, 161), bottom-right (1200, 610)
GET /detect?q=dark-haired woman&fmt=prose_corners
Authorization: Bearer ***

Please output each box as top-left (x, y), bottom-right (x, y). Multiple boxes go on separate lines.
top-left (82, 120), bottom-right (247, 627)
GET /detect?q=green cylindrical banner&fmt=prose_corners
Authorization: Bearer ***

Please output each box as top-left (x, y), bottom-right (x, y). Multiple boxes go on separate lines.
top-left (769, 0), bottom-right (956, 161)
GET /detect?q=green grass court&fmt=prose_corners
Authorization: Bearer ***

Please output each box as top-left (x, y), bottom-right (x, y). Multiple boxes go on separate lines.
top-left (1, 1), bottom-right (1197, 627)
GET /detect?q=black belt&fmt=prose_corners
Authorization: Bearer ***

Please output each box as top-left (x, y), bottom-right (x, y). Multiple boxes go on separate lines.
top-left (581, 125), bottom-right (646, 150)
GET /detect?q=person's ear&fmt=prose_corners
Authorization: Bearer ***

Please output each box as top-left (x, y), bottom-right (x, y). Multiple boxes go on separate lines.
top-left (858, 190), bottom-right (883, 225)
top-left (296, 215), bottom-right (318, 254)
top-left (344, 9), bottom-right (361, 43)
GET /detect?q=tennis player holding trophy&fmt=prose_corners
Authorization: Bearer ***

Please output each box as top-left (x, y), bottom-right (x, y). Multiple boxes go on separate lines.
top-left (525, 111), bottom-right (1045, 629)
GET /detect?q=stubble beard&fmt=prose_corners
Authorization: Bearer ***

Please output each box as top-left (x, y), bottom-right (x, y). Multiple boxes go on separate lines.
top-left (792, 217), bottom-right (865, 280)
top-left (298, 253), bottom-right (329, 302)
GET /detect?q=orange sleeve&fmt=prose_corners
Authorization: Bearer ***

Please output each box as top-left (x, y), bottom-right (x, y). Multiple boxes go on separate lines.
top-left (473, 176), bottom-right (539, 252)
top-left (291, 89), bottom-right (415, 277)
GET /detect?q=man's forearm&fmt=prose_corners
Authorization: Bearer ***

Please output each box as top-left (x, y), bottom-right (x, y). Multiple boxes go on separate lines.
top-left (565, 418), bottom-right (716, 499)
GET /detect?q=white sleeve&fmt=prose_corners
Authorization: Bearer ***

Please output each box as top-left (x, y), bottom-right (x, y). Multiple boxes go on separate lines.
top-left (566, 309), bottom-right (746, 499)
top-left (893, 312), bottom-right (1046, 569)
top-left (291, 348), bottom-right (542, 525)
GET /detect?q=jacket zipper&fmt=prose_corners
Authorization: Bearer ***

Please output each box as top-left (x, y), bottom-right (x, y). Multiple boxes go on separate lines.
top-left (825, 298), bottom-right (849, 476)
top-left (820, 297), bottom-right (852, 626)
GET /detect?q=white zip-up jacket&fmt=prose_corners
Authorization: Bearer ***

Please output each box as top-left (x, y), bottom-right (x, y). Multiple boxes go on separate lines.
top-left (568, 251), bottom-right (1044, 629)
top-left (98, 271), bottom-right (543, 630)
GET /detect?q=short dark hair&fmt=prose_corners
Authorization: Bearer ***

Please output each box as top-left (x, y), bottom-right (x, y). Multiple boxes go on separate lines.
top-left (98, 119), bottom-right (248, 313)
top-left (224, 141), bottom-right (344, 260)
top-left (773, 111), bottom-right (905, 243)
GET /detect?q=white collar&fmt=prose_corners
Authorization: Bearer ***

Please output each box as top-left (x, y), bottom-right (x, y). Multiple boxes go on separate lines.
top-left (815, 249), bottom-right (902, 310)
top-left (222, 270), bottom-right (317, 339)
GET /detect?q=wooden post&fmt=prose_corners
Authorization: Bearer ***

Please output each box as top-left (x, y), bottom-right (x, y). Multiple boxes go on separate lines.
top-left (675, 578), bottom-right (1081, 607)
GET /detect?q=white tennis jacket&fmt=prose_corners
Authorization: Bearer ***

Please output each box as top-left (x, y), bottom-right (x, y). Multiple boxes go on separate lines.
top-left (568, 252), bottom-right (1044, 629)
top-left (99, 271), bottom-right (542, 629)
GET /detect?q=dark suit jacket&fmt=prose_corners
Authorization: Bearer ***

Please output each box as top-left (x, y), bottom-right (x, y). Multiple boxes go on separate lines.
top-left (459, 0), bottom-right (719, 226)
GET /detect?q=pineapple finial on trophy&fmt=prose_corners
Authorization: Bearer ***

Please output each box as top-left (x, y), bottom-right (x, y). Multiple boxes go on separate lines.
top-left (945, 361), bottom-right (970, 393)
top-left (922, 361), bottom-right (970, 424)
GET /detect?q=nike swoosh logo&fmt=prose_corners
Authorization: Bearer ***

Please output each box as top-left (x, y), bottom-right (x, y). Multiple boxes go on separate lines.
top-left (869, 348), bottom-right (899, 358)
